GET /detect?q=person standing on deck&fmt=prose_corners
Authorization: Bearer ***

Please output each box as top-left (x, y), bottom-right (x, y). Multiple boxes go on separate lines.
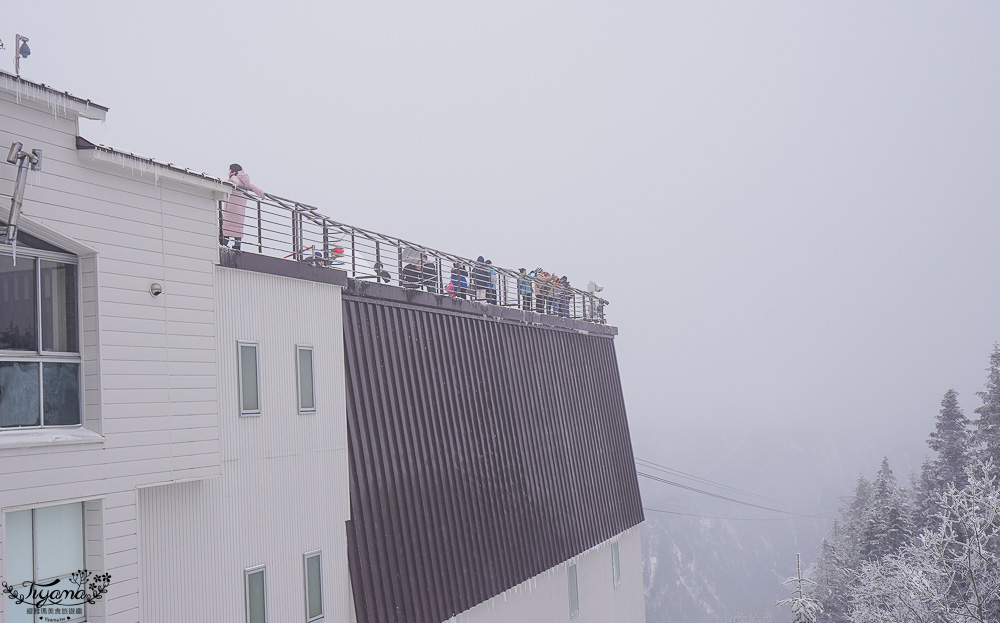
top-left (221, 163), bottom-right (265, 250)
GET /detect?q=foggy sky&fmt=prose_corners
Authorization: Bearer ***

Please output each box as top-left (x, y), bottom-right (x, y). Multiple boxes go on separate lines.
top-left (6, 2), bottom-right (1000, 512)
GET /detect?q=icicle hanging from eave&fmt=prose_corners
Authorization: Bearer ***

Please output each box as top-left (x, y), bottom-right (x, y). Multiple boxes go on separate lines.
top-left (0, 74), bottom-right (100, 121)
top-left (90, 148), bottom-right (163, 187)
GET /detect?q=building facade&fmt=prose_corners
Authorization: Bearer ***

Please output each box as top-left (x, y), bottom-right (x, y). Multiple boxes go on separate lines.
top-left (0, 71), bottom-right (644, 623)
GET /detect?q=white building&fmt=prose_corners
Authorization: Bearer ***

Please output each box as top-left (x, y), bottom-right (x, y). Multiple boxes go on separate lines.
top-left (0, 71), bottom-right (645, 623)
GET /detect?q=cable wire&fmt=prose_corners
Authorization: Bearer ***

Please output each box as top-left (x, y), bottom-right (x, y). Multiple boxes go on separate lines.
top-left (635, 456), bottom-right (786, 504)
top-left (637, 470), bottom-right (837, 519)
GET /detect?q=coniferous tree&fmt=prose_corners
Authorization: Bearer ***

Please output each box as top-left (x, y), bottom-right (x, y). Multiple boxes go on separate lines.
top-left (974, 344), bottom-right (1000, 475)
top-left (859, 458), bottom-right (912, 561)
top-left (841, 474), bottom-right (871, 564)
top-left (912, 459), bottom-right (939, 534)
top-left (776, 554), bottom-right (823, 623)
top-left (928, 389), bottom-right (973, 488)
top-left (809, 530), bottom-right (852, 623)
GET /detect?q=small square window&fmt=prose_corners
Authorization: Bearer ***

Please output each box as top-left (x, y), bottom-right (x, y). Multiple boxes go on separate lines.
top-left (568, 563), bottom-right (579, 617)
top-left (612, 542), bottom-right (621, 588)
top-left (245, 565), bottom-right (267, 623)
top-left (239, 343), bottom-right (260, 415)
top-left (304, 551), bottom-right (323, 621)
top-left (297, 347), bottom-right (315, 413)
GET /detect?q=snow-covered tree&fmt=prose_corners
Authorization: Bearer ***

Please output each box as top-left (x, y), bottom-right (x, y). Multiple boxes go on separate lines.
top-left (974, 345), bottom-right (1000, 475)
top-left (928, 389), bottom-right (973, 488)
top-left (850, 460), bottom-right (1000, 623)
top-left (777, 553), bottom-right (823, 623)
top-left (859, 458), bottom-right (911, 561)
top-left (809, 531), bottom-right (852, 623)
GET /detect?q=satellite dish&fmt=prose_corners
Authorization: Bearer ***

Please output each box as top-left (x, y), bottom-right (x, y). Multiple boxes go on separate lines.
top-left (587, 281), bottom-right (604, 293)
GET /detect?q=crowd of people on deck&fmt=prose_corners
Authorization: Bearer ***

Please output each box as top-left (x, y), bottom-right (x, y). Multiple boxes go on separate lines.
top-left (396, 253), bottom-right (575, 317)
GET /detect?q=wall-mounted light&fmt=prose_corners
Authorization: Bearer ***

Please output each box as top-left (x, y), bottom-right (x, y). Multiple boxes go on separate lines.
top-left (4, 141), bottom-right (43, 248)
top-left (7, 142), bottom-right (22, 165)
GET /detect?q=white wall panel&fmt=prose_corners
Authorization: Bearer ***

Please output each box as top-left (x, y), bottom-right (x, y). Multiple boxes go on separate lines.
top-left (446, 528), bottom-right (646, 623)
top-left (1, 82), bottom-right (225, 623)
top-left (137, 266), bottom-right (351, 623)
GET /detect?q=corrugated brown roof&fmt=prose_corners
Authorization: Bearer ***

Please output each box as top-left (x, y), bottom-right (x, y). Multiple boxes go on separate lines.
top-left (343, 295), bottom-right (643, 623)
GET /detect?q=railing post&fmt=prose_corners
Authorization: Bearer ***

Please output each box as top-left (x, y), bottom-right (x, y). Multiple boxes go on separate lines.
top-left (351, 231), bottom-right (357, 277)
top-left (293, 209), bottom-right (304, 262)
top-left (256, 200), bottom-right (262, 253)
top-left (218, 200), bottom-right (223, 244)
top-left (437, 254), bottom-right (443, 294)
top-left (323, 221), bottom-right (330, 266)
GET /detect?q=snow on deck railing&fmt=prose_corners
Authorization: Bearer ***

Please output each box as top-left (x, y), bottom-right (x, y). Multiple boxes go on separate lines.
top-left (218, 189), bottom-right (609, 324)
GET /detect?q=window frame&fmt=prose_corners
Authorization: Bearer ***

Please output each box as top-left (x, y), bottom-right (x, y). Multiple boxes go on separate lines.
top-left (244, 564), bottom-right (267, 623)
top-left (612, 541), bottom-right (621, 588)
top-left (303, 550), bottom-right (323, 622)
top-left (296, 345), bottom-right (316, 414)
top-left (4, 502), bottom-right (87, 623)
top-left (238, 341), bottom-right (261, 416)
top-left (568, 562), bottom-right (580, 618)
top-left (0, 247), bottom-right (83, 430)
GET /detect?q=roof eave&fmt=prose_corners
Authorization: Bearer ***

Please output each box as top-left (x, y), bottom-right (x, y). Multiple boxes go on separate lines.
top-left (0, 70), bottom-right (108, 121)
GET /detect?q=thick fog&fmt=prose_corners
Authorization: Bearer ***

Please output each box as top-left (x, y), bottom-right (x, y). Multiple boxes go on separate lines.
top-left (6, 1), bottom-right (1000, 618)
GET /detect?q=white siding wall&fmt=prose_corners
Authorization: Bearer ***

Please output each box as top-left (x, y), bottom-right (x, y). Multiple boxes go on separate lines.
top-left (0, 87), bottom-right (223, 623)
top-left (446, 528), bottom-right (646, 623)
top-left (137, 267), bottom-right (351, 623)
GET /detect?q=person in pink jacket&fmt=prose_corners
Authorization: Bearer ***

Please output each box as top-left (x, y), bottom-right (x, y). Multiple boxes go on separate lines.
top-left (221, 163), bottom-right (265, 250)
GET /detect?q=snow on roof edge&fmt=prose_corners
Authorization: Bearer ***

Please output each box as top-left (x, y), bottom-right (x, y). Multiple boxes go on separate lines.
top-left (0, 70), bottom-right (108, 120)
top-left (76, 136), bottom-right (230, 191)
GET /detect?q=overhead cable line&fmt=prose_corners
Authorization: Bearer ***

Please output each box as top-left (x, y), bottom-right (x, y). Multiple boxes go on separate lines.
top-left (641, 506), bottom-right (804, 522)
top-left (634, 456), bottom-right (786, 504)
top-left (636, 471), bottom-right (836, 519)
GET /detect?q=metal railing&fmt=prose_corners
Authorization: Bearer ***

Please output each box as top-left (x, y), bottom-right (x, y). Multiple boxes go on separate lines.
top-left (219, 188), bottom-right (609, 323)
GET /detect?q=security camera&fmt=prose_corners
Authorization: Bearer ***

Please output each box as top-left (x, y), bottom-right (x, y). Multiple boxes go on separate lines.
top-left (587, 281), bottom-right (604, 293)
top-left (149, 283), bottom-right (163, 297)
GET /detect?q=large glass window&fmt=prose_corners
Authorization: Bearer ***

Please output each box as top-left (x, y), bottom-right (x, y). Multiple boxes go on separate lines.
top-left (297, 346), bottom-right (315, 413)
top-left (239, 343), bottom-right (260, 415)
top-left (304, 551), bottom-right (323, 622)
top-left (0, 251), bottom-right (80, 429)
top-left (4, 502), bottom-right (86, 623)
top-left (245, 566), bottom-right (267, 623)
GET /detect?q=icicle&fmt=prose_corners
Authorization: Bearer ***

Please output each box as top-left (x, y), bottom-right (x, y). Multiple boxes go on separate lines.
top-left (10, 238), bottom-right (17, 266)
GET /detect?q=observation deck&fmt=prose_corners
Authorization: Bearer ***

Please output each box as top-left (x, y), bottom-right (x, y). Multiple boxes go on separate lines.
top-left (217, 187), bottom-right (610, 325)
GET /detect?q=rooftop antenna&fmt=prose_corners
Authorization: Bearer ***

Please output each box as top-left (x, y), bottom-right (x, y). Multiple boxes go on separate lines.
top-left (4, 141), bottom-right (43, 262)
top-left (14, 34), bottom-right (29, 77)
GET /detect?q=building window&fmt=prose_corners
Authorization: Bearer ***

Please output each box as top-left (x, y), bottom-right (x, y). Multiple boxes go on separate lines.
top-left (245, 565), bottom-right (267, 623)
top-left (0, 248), bottom-right (81, 429)
top-left (297, 346), bottom-right (315, 413)
top-left (303, 551), bottom-right (323, 621)
top-left (612, 542), bottom-right (621, 588)
top-left (239, 342), bottom-right (260, 415)
top-left (568, 563), bottom-right (580, 617)
top-left (5, 502), bottom-right (86, 622)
